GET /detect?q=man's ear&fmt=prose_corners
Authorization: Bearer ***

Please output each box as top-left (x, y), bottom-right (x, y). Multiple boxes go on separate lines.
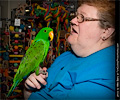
top-left (101, 27), bottom-right (115, 39)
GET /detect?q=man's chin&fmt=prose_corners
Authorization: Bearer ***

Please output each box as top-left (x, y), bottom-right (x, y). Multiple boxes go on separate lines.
top-left (67, 35), bottom-right (74, 44)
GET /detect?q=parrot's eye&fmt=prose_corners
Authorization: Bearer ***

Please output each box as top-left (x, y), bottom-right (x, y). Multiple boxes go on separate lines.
top-left (44, 30), bottom-right (47, 32)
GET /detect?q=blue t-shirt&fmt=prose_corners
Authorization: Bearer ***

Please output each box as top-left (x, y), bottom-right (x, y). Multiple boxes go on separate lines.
top-left (29, 45), bottom-right (115, 100)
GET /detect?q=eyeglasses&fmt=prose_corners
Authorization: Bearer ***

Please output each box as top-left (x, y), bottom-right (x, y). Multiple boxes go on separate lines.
top-left (76, 13), bottom-right (106, 23)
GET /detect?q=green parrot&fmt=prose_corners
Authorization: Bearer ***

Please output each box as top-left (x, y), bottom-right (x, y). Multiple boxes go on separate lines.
top-left (7, 27), bottom-right (54, 97)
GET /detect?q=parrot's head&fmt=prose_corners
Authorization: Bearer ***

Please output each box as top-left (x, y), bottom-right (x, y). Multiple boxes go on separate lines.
top-left (35, 27), bottom-right (54, 42)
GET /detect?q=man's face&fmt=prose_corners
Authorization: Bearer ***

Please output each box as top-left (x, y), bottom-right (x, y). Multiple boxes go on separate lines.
top-left (67, 4), bottom-right (104, 52)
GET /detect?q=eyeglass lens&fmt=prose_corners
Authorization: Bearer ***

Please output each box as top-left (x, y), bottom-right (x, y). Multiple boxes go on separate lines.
top-left (77, 14), bottom-right (84, 23)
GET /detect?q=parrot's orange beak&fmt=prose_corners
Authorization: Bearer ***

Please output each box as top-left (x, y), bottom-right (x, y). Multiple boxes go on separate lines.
top-left (49, 31), bottom-right (54, 41)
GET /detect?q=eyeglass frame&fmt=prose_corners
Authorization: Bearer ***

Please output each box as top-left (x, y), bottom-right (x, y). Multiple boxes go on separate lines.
top-left (76, 13), bottom-right (106, 23)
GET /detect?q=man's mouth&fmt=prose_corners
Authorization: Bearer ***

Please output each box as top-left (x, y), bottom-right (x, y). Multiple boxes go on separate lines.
top-left (71, 27), bottom-right (78, 34)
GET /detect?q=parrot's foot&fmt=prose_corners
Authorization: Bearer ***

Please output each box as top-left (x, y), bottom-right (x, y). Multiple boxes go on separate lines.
top-left (39, 70), bottom-right (47, 75)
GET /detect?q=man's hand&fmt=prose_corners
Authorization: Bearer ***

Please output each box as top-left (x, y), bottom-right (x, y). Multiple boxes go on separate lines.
top-left (24, 67), bottom-right (48, 100)
top-left (25, 67), bottom-right (48, 90)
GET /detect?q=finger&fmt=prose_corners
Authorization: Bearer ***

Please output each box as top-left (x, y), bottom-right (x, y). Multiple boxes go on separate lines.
top-left (42, 67), bottom-right (47, 71)
top-left (25, 79), bottom-right (36, 89)
top-left (36, 75), bottom-right (47, 85)
top-left (46, 72), bottom-right (48, 77)
top-left (29, 75), bottom-right (41, 89)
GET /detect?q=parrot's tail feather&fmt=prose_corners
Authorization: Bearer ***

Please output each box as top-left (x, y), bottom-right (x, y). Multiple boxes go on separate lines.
top-left (7, 84), bottom-right (16, 97)
top-left (7, 80), bottom-right (19, 97)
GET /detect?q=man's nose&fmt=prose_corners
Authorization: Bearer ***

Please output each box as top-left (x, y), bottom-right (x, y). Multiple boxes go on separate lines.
top-left (70, 17), bottom-right (79, 26)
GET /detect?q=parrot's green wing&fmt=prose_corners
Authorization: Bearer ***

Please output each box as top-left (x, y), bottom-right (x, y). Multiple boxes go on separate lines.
top-left (7, 39), bottom-right (50, 97)
top-left (19, 39), bottom-right (49, 75)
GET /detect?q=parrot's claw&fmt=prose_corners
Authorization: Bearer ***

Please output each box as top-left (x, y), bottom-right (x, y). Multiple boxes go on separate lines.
top-left (39, 70), bottom-right (47, 75)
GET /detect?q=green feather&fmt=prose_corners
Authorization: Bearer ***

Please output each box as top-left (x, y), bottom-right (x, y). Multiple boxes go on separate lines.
top-left (7, 27), bottom-right (53, 97)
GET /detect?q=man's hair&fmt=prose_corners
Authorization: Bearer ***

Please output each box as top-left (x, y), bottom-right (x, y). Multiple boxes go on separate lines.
top-left (78, 0), bottom-right (115, 43)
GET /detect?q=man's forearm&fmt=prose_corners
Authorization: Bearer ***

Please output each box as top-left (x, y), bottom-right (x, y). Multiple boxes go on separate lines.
top-left (24, 87), bottom-right (32, 100)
